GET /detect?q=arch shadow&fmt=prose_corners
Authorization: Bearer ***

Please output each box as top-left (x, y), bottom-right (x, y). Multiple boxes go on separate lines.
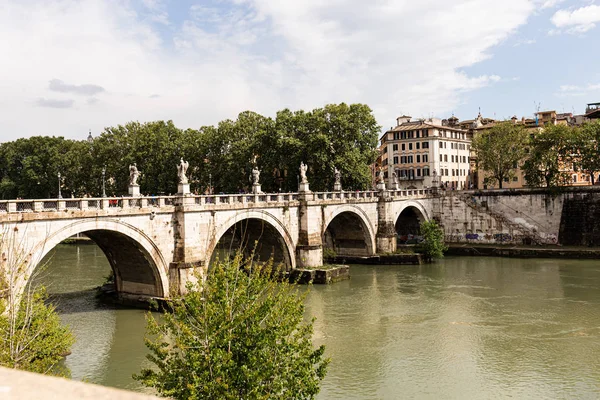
top-left (394, 202), bottom-right (428, 244)
top-left (322, 205), bottom-right (376, 257)
top-left (206, 211), bottom-right (296, 271)
top-left (27, 219), bottom-right (169, 298)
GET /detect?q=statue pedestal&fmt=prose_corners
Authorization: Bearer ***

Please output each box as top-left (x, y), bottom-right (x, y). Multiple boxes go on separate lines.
top-left (178, 183), bottom-right (190, 196)
top-left (376, 181), bottom-right (386, 191)
top-left (252, 184), bottom-right (262, 194)
top-left (298, 182), bottom-right (310, 193)
top-left (128, 184), bottom-right (140, 197)
top-left (333, 183), bottom-right (342, 192)
top-left (392, 182), bottom-right (399, 191)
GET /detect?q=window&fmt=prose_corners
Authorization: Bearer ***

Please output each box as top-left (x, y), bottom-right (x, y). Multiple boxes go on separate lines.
top-left (393, 132), bottom-right (399, 140)
top-left (383, 159), bottom-right (388, 166)
top-left (393, 156), bottom-right (398, 164)
top-left (423, 167), bottom-right (430, 176)
top-left (384, 171), bottom-right (388, 179)
top-left (444, 155), bottom-right (448, 162)
top-left (393, 144), bottom-right (398, 151)
top-left (512, 177), bottom-right (518, 182)
top-left (416, 155), bottom-right (421, 163)
top-left (440, 154), bottom-right (443, 162)
top-left (423, 129), bottom-right (428, 137)
top-left (422, 141), bottom-right (429, 149)
top-left (445, 169), bottom-right (448, 176)
top-left (451, 169), bottom-right (455, 176)
top-left (383, 146), bottom-right (388, 153)
top-left (423, 154), bottom-right (428, 163)
top-left (503, 177), bottom-right (509, 182)
top-left (573, 174), bottom-right (577, 183)
top-left (409, 143), bottom-right (413, 150)
top-left (402, 143), bottom-right (405, 151)
top-left (439, 142), bottom-right (443, 148)
top-left (416, 142), bottom-right (420, 149)
top-left (451, 155), bottom-right (454, 162)
top-left (417, 168), bottom-right (421, 177)
top-left (416, 130), bottom-right (420, 138)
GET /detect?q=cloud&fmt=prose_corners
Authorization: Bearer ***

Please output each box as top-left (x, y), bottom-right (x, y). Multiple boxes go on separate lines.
top-left (551, 4), bottom-right (600, 33)
top-left (539, 0), bottom-right (565, 9)
top-left (49, 79), bottom-right (105, 96)
top-left (557, 83), bottom-right (600, 97)
top-left (36, 98), bottom-right (75, 108)
top-left (513, 38), bottom-right (536, 46)
top-left (0, 0), bottom-right (535, 141)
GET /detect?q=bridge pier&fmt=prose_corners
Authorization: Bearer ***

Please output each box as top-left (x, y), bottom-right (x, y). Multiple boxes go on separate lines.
top-left (296, 192), bottom-right (323, 268)
top-left (376, 190), bottom-right (397, 253)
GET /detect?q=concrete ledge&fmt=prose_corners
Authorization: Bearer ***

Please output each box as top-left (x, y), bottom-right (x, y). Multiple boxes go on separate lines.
top-left (327, 254), bottom-right (423, 265)
top-left (289, 265), bottom-right (350, 284)
top-left (0, 367), bottom-right (159, 399)
top-left (447, 244), bottom-right (600, 259)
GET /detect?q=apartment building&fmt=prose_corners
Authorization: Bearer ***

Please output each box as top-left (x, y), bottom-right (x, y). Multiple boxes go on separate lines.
top-left (379, 115), bottom-right (472, 190)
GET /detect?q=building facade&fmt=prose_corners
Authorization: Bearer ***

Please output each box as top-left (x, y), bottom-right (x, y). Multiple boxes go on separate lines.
top-left (379, 116), bottom-right (472, 190)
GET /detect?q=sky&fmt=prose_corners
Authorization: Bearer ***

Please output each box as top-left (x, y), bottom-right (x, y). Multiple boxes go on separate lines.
top-left (0, 0), bottom-right (599, 141)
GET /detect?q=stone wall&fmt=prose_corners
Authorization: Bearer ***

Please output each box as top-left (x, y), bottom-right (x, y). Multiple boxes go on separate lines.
top-left (436, 189), bottom-right (565, 245)
top-left (559, 192), bottom-right (600, 246)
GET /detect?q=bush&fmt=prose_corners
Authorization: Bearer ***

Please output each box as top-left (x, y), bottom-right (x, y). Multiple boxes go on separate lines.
top-left (418, 220), bottom-right (448, 262)
top-left (134, 253), bottom-right (329, 399)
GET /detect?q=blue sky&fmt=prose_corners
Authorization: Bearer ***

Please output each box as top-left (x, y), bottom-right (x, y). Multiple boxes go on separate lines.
top-left (0, 0), bottom-right (598, 141)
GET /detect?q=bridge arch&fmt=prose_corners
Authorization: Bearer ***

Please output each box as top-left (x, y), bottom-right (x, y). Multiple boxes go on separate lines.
top-left (207, 210), bottom-right (296, 271)
top-left (394, 201), bottom-right (429, 242)
top-left (27, 219), bottom-right (169, 298)
top-left (322, 205), bottom-right (376, 256)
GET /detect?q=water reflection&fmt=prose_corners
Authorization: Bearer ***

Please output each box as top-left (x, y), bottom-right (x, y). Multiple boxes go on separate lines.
top-left (38, 245), bottom-right (600, 399)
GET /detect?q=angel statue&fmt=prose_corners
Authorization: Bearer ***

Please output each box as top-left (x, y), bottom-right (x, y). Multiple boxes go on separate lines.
top-left (251, 166), bottom-right (260, 185)
top-left (299, 162), bottom-right (308, 184)
top-left (334, 167), bottom-right (341, 184)
top-left (129, 163), bottom-right (140, 186)
top-left (177, 158), bottom-right (189, 184)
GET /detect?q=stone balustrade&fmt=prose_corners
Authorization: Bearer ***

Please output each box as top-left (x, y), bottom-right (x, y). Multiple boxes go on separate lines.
top-left (0, 188), bottom-right (433, 216)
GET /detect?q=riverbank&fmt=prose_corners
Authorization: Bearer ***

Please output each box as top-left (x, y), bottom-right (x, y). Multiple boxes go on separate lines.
top-left (447, 243), bottom-right (600, 259)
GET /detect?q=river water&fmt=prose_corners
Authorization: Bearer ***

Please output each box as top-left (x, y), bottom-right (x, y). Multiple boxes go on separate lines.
top-left (40, 244), bottom-right (600, 399)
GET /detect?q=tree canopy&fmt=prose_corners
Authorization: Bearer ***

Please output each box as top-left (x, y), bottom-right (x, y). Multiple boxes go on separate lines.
top-left (0, 103), bottom-right (380, 198)
top-left (522, 124), bottom-right (573, 188)
top-left (134, 254), bottom-right (329, 399)
top-left (472, 122), bottom-right (529, 189)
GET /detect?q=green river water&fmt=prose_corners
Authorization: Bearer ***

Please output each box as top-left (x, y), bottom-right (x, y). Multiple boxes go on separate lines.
top-left (40, 244), bottom-right (600, 399)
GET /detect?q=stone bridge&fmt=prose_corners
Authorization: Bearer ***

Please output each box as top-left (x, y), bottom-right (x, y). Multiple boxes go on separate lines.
top-left (0, 189), bottom-right (434, 300)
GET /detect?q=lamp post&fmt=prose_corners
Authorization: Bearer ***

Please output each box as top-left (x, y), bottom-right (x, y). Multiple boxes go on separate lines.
top-left (209, 173), bottom-right (212, 195)
top-left (57, 172), bottom-right (62, 199)
top-left (102, 166), bottom-right (106, 198)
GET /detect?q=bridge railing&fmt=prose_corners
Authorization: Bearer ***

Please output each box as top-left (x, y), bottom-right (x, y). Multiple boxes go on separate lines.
top-left (0, 188), bottom-right (433, 214)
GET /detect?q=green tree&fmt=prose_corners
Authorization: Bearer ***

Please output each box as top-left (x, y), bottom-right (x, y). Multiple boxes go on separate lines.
top-left (522, 124), bottom-right (573, 187)
top-left (472, 122), bottom-right (529, 189)
top-left (572, 121), bottom-right (600, 185)
top-left (0, 233), bottom-right (74, 377)
top-left (418, 220), bottom-right (447, 262)
top-left (134, 254), bottom-right (329, 399)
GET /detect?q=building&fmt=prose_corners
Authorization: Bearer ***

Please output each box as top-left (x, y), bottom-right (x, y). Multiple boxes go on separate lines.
top-left (585, 102), bottom-right (600, 120)
top-left (379, 115), bottom-right (472, 190)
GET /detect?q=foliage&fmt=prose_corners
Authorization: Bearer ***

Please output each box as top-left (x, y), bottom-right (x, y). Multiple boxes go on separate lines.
top-left (572, 121), bottom-right (600, 185)
top-left (134, 254), bottom-right (329, 400)
top-left (522, 124), bottom-right (573, 187)
top-left (0, 233), bottom-right (74, 377)
top-left (472, 122), bottom-right (529, 189)
top-left (0, 103), bottom-right (379, 198)
top-left (418, 220), bottom-right (447, 262)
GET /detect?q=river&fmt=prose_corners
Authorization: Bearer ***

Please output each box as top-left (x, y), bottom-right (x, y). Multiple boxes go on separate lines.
top-left (39, 244), bottom-right (600, 399)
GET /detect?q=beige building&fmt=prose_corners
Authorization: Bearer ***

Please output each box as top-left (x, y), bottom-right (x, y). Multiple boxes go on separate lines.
top-left (379, 115), bottom-right (472, 190)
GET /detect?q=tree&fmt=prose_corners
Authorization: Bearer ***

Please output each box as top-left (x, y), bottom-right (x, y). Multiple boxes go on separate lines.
top-left (134, 254), bottom-right (329, 400)
top-left (418, 220), bottom-right (447, 262)
top-left (472, 122), bottom-right (529, 189)
top-left (522, 124), bottom-right (573, 187)
top-left (572, 121), bottom-right (600, 185)
top-left (0, 232), bottom-right (74, 377)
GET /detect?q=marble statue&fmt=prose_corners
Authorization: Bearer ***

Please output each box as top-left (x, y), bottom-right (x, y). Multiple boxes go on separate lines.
top-left (392, 171), bottom-right (399, 185)
top-left (334, 167), bottom-right (341, 184)
top-left (177, 158), bottom-right (189, 184)
top-left (252, 166), bottom-right (260, 185)
top-left (300, 162), bottom-right (308, 184)
top-left (129, 163), bottom-right (140, 186)
top-left (377, 165), bottom-right (384, 183)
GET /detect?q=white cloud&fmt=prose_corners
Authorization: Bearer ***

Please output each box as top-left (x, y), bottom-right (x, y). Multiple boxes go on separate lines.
top-left (551, 4), bottom-right (600, 33)
top-left (539, 0), bottom-right (565, 9)
top-left (0, 0), bottom-right (536, 141)
top-left (557, 83), bottom-right (600, 97)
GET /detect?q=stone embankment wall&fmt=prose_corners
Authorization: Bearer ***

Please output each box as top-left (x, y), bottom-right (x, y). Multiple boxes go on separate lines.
top-left (559, 191), bottom-right (600, 246)
top-left (434, 188), bottom-right (583, 245)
